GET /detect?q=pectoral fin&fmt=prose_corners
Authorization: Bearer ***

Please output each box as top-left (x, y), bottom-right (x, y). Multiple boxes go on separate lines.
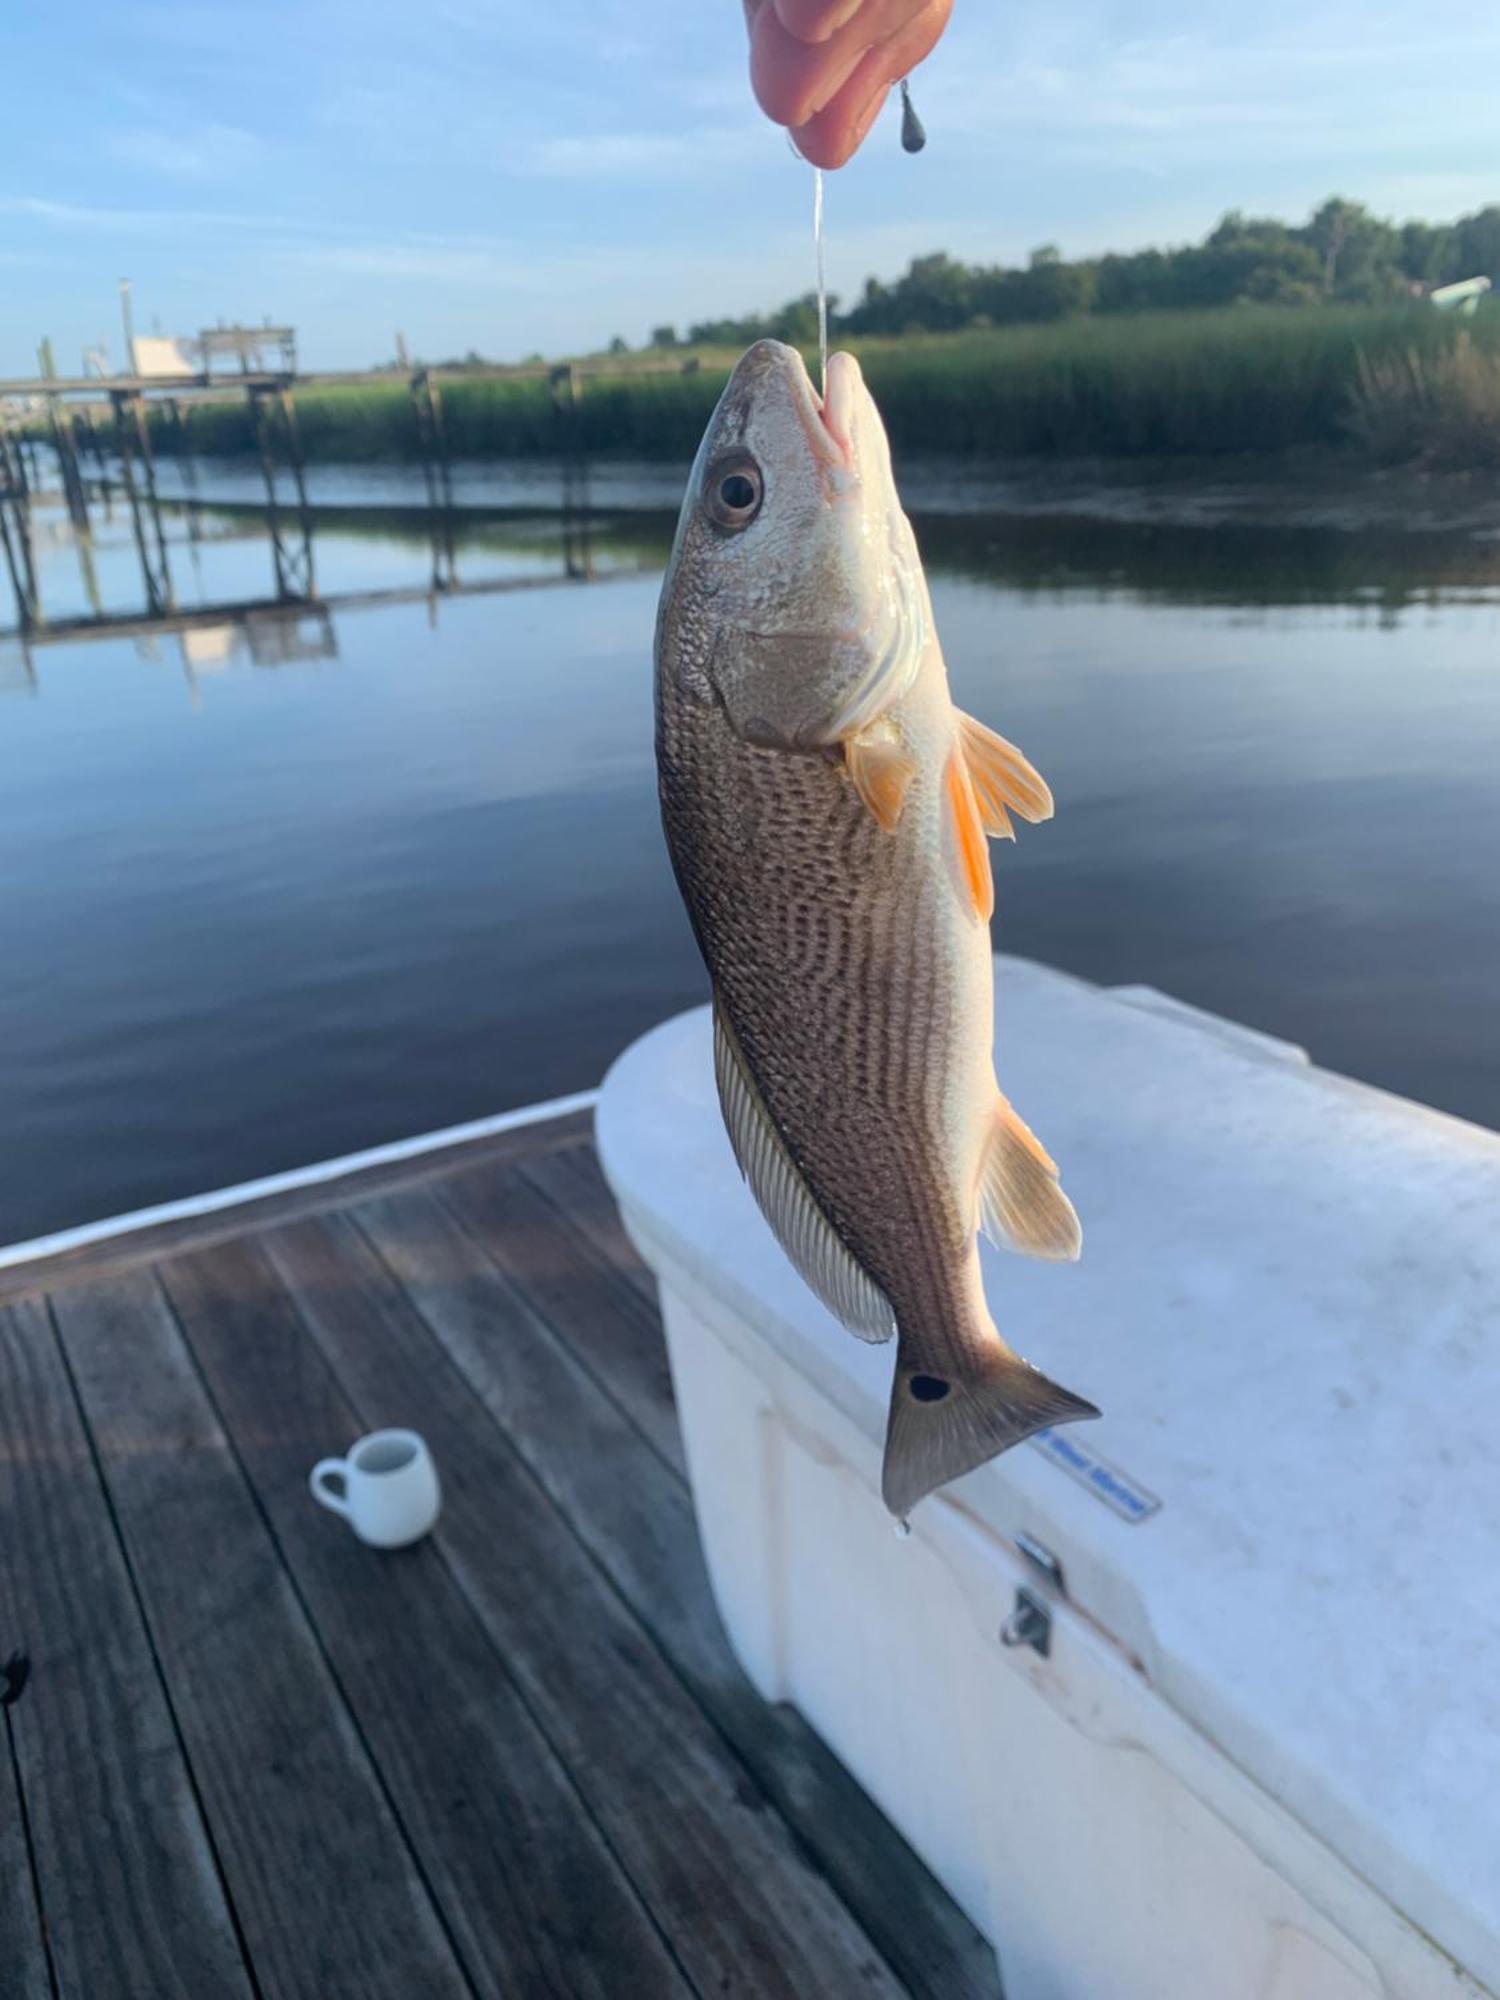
top-left (957, 710), bottom-right (1054, 841)
top-left (978, 1095), bottom-right (1082, 1261)
top-left (713, 1000), bottom-right (896, 1343)
top-left (845, 725), bottom-right (917, 832)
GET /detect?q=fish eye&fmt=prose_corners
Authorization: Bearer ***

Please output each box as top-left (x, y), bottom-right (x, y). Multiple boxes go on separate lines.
top-left (703, 454), bottom-right (763, 531)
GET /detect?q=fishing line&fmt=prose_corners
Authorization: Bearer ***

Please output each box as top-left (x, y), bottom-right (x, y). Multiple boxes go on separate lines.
top-left (813, 166), bottom-right (828, 396)
top-left (786, 133), bottom-right (828, 396)
top-left (802, 68), bottom-right (926, 399)
top-left (812, 80), bottom-right (928, 396)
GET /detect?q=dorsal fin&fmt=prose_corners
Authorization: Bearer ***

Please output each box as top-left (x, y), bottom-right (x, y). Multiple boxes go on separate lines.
top-left (956, 710), bottom-right (1054, 841)
top-left (713, 1001), bottom-right (895, 1343)
top-left (978, 1094), bottom-right (1082, 1261)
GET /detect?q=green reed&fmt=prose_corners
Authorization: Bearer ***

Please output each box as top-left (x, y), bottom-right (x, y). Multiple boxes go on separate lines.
top-left (144, 305), bottom-right (1500, 466)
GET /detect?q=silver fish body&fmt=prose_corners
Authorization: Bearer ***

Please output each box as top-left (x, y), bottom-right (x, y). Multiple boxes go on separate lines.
top-left (655, 341), bottom-right (1097, 1516)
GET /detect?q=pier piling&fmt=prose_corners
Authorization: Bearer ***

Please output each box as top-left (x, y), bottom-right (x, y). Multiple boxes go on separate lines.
top-left (412, 369), bottom-right (457, 592)
top-left (0, 429), bottom-right (42, 631)
top-left (549, 365), bottom-right (593, 582)
top-left (111, 390), bottom-right (173, 617)
top-left (249, 385), bottom-right (315, 600)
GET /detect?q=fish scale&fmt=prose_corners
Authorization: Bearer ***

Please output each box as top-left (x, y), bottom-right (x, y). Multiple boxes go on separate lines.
top-left (662, 710), bottom-right (964, 1300)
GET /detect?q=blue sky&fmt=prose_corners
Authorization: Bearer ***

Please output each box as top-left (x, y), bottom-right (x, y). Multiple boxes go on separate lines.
top-left (3, 0), bottom-right (1498, 374)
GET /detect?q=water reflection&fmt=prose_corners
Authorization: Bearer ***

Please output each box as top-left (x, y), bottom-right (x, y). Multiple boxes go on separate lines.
top-left (913, 510), bottom-right (1500, 623)
top-left (0, 453), bottom-right (664, 695)
top-left (8, 443), bottom-right (1500, 671)
top-left (0, 452), bottom-right (1496, 1241)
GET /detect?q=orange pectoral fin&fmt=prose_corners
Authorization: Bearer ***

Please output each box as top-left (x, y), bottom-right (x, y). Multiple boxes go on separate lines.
top-left (846, 726), bottom-right (917, 832)
top-left (944, 746), bottom-right (994, 922)
top-left (956, 709), bottom-right (1054, 839)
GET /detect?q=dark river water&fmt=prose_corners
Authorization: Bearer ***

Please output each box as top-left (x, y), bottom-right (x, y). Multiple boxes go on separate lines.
top-left (1, 461), bottom-right (1497, 1243)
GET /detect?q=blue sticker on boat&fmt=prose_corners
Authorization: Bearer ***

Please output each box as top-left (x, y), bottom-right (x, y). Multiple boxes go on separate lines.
top-left (1029, 1429), bottom-right (1162, 1522)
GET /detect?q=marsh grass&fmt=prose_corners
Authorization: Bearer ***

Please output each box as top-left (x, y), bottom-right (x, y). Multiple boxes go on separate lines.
top-left (145, 305), bottom-right (1500, 466)
top-left (1348, 329), bottom-right (1500, 468)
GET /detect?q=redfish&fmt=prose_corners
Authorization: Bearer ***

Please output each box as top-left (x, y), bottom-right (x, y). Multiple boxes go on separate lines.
top-left (655, 340), bottom-right (1097, 1517)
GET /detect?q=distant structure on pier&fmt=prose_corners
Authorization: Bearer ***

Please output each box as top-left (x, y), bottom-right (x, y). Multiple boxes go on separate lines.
top-left (195, 323), bottom-right (298, 376)
top-left (129, 322), bottom-right (299, 380)
top-left (131, 336), bottom-right (204, 379)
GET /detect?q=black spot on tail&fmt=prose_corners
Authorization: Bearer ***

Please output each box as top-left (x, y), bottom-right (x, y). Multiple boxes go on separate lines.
top-left (909, 1374), bottom-right (950, 1403)
top-left (884, 1354), bottom-right (1099, 1516)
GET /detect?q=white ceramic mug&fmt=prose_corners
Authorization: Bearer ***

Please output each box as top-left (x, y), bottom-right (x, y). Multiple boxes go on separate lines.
top-left (309, 1429), bottom-right (441, 1548)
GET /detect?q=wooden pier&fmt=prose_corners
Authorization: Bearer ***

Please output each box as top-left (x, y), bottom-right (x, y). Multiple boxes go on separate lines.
top-left (0, 1108), bottom-right (1001, 2000)
top-left (0, 350), bottom-right (692, 637)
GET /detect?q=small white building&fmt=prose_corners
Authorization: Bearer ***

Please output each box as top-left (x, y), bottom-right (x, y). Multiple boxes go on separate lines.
top-left (129, 335), bottom-right (203, 379)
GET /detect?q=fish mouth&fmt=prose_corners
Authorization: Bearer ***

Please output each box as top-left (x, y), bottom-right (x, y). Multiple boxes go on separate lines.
top-left (820, 351), bottom-right (859, 460)
top-left (725, 338), bottom-right (860, 477)
top-left (774, 342), bottom-right (857, 474)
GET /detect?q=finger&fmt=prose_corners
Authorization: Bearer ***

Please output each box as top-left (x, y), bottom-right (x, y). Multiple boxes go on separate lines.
top-left (749, 0), bottom-right (935, 126)
top-left (771, 0), bottom-right (865, 41)
top-left (788, 0), bottom-right (950, 167)
top-left (748, 3), bottom-right (862, 126)
top-left (780, 0), bottom-right (930, 44)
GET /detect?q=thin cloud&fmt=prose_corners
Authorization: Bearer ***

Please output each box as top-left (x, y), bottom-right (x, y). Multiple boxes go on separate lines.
top-left (293, 236), bottom-right (673, 293)
top-left (520, 128), bottom-right (743, 179)
top-left (0, 195), bottom-right (302, 234)
top-left (930, 20), bottom-right (1500, 159)
top-left (107, 123), bottom-right (262, 179)
top-left (301, 243), bottom-right (542, 287)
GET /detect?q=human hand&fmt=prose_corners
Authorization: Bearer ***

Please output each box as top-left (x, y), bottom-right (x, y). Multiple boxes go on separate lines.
top-left (744, 0), bottom-right (952, 169)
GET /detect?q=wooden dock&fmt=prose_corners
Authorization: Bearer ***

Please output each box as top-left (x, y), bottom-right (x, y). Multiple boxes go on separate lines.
top-left (0, 1109), bottom-right (1001, 2000)
top-left (0, 351), bottom-right (668, 633)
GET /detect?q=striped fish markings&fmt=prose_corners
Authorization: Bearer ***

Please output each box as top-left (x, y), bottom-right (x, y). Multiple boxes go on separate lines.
top-left (655, 340), bottom-right (1097, 1517)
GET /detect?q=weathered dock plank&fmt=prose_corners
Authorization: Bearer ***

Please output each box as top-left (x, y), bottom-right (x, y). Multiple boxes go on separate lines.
top-left (52, 1269), bottom-right (471, 2000)
top-left (0, 1295), bottom-right (252, 2000)
top-left (175, 1232), bottom-right (691, 2000)
top-left (391, 1152), bottom-right (1005, 2000)
top-left (517, 1138), bottom-right (659, 1306)
top-left (440, 1161), bottom-right (685, 1476)
top-left (0, 1693), bottom-right (54, 2000)
top-left (275, 1196), bottom-right (902, 2000)
top-left (0, 1112), bottom-right (1002, 2000)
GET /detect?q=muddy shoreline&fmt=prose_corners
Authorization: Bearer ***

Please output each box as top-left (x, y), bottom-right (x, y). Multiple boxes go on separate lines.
top-left (125, 446), bottom-right (1500, 542)
top-left (896, 450), bottom-right (1500, 538)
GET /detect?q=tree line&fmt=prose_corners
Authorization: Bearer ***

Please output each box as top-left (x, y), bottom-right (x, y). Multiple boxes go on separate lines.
top-left (635, 198), bottom-right (1500, 350)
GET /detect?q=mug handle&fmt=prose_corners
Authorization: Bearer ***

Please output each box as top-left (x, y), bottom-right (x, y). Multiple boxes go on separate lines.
top-left (310, 1459), bottom-right (352, 1518)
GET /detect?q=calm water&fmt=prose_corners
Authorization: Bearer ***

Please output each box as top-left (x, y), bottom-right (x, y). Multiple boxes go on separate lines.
top-left (2, 468), bottom-right (1498, 1242)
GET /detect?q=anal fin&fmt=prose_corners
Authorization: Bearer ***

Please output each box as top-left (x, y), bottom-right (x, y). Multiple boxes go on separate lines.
top-left (956, 710), bottom-right (1054, 841)
top-left (713, 1000), bottom-right (895, 1343)
top-left (979, 1095), bottom-right (1082, 1262)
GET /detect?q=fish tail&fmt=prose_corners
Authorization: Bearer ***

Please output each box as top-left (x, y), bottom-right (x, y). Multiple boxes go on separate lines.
top-left (881, 1324), bottom-right (1098, 1519)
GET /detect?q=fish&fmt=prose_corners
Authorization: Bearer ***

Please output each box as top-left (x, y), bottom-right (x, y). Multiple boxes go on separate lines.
top-left (655, 339), bottom-right (1098, 1518)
